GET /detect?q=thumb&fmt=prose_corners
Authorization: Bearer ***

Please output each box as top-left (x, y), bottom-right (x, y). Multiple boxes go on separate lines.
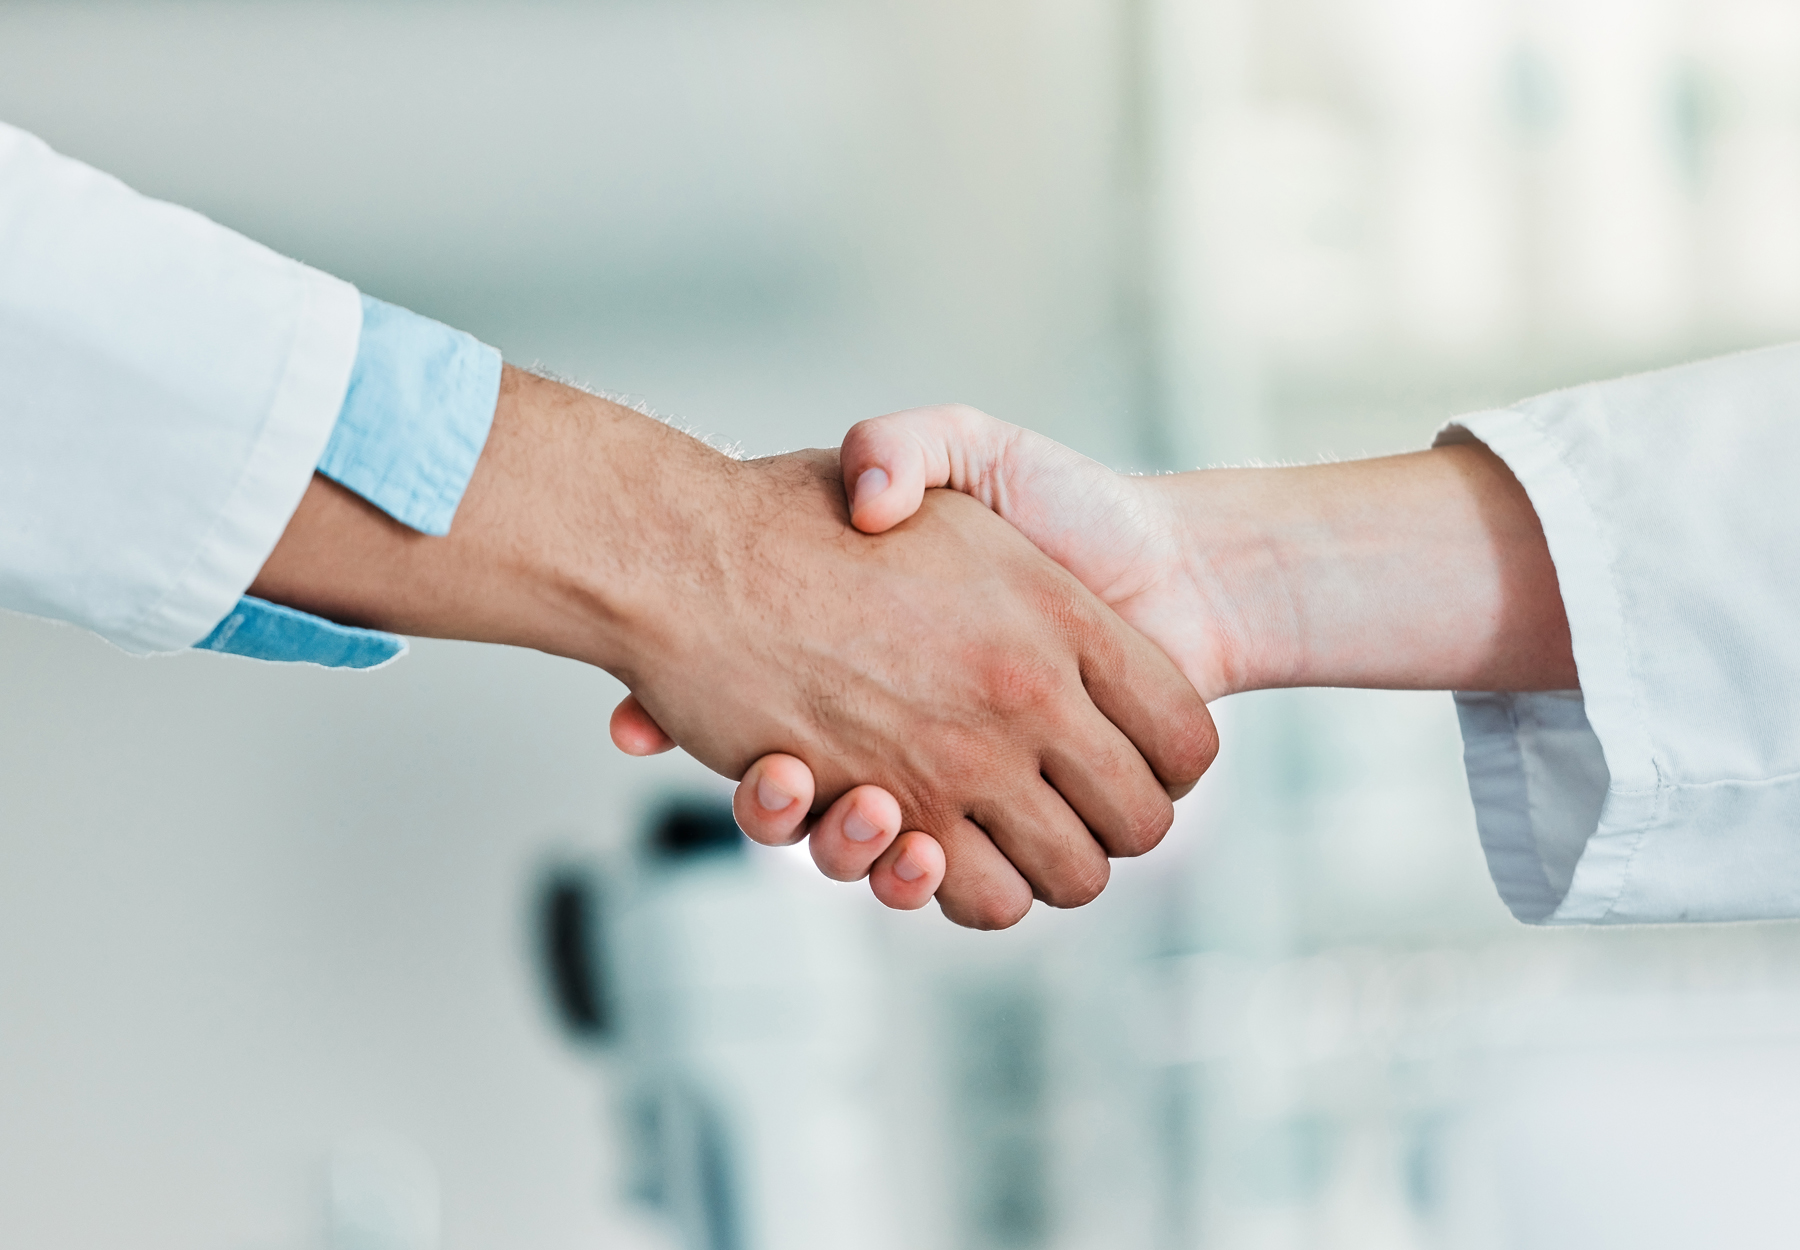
top-left (842, 403), bottom-right (1012, 534)
top-left (841, 413), bottom-right (933, 534)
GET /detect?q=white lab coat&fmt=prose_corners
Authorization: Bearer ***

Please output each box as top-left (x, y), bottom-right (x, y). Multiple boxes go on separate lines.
top-left (0, 121), bottom-right (361, 654)
top-left (1444, 344), bottom-right (1800, 924)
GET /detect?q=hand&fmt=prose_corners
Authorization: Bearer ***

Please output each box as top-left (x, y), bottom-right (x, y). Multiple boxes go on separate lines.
top-left (619, 401), bottom-right (1573, 913)
top-left (841, 405), bottom-right (1226, 694)
top-left (611, 446), bottom-right (1213, 929)
top-left (614, 404), bottom-right (1229, 913)
top-left (255, 371), bottom-right (1212, 929)
top-left (612, 712), bottom-right (952, 912)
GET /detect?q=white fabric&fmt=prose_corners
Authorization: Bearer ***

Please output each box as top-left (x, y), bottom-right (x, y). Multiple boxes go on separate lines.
top-left (0, 122), bottom-right (361, 654)
top-left (1441, 343), bottom-right (1800, 923)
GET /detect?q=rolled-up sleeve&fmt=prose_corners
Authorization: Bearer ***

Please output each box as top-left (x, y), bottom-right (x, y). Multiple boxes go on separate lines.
top-left (1440, 343), bottom-right (1800, 924)
top-left (191, 295), bottom-right (501, 670)
top-left (0, 121), bottom-right (360, 654)
top-left (315, 294), bottom-right (500, 538)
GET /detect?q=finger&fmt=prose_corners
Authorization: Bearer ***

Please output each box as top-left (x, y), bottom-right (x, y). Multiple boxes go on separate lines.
top-left (931, 816), bottom-right (1036, 930)
top-left (610, 693), bottom-right (677, 756)
top-left (808, 785), bottom-right (903, 882)
top-left (841, 404), bottom-right (1014, 534)
top-left (869, 832), bottom-right (945, 910)
top-left (1073, 604), bottom-right (1220, 797)
top-left (1039, 705), bottom-right (1177, 859)
top-left (974, 781), bottom-right (1112, 910)
top-left (842, 415), bottom-right (931, 534)
top-left (732, 753), bottom-right (817, 847)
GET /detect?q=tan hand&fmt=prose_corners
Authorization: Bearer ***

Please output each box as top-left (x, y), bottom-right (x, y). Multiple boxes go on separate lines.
top-left (254, 370), bottom-right (1211, 931)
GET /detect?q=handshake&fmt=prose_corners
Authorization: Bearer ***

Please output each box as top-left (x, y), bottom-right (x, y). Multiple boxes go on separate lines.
top-left (586, 389), bottom-right (1574, 931)
top-left (258, 367), bottom-right (1573, 930)
top-left (609, 403), bottom-right (1227, 929)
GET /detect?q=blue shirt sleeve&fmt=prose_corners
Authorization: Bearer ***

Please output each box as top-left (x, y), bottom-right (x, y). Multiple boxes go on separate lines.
top-left (193, 294), bottom-right (503, 669)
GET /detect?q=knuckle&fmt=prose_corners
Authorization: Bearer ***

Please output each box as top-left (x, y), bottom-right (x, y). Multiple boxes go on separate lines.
top-left (1083, 742), bottom-right (1178, 857)
top-left (975, 649), bottom-right (1065, 718)
top-left (901, 787), bottom-right (965, 839)
top-left (1041, 856), bottom-right (1110, 909)
top-left (1166, 706), bottom-right (1221, 785)
top-left (1146, 699), bottom-right (1218, 789)
top-left (981, 897), bottom-right (1033, 930)
top-left (1113, 792), bottom-right (1175, 858)
top-left (962, 885), bottom-right (1032, 931)
top-left (843, 416), bottom-right (886, 452)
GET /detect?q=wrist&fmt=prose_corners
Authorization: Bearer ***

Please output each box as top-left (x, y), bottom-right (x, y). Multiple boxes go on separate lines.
top-left (493, 374), bottom-right (745, 683)
top-left (1157, 447), bottom-right (1575, 696)
top-left (1150, 469), bottom-right (1311, 699)
top-left (566, 452), bottom-right (753, 687)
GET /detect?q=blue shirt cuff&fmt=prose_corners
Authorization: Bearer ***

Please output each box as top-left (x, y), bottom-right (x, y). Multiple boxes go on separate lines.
top-left (194, 595), bottom-right (407, 669)
top-left (195, 293), bottom-right (501, 669)
top-left (316, 294), bottom-right (502, 536)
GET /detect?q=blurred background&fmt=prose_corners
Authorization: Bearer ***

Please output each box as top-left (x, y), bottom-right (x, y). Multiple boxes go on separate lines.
top-left (5, 0), bottom-right (1800, 1246)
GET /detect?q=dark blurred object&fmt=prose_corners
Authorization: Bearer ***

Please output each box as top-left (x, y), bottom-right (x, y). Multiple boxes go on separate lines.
top-left (649, 801), bottom-right (746, 861)
top-left (535, 802), bottom-right (744, 1044)
top-left (537, 868), bottom-right (613, 1044)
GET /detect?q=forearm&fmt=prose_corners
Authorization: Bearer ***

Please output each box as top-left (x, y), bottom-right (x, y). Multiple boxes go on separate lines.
top-left (250, 365), bottom-right (728, 680)
top-left (1163, 443), bottom-right (1576, 695)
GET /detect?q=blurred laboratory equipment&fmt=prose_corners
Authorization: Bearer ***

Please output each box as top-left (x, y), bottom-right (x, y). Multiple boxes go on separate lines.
top-left (537, 799), bottom-right (894, 1250)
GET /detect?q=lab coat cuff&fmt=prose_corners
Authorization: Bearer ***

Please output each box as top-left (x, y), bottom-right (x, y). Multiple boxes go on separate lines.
top-left (127, 268), bottom-right (364, 652)
top-left (1437, 411), bottom-right (1657, 925)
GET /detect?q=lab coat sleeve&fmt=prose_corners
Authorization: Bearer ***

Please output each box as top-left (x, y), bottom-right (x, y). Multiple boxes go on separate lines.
top-left (1440, 343), bottom-right (1800, 923)
top-left (0, 121), bottom-right (362, 654)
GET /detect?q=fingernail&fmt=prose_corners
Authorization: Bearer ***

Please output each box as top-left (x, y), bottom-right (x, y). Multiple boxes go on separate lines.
top-left (757, 776), bottom-right (794, 812)
top-left (893, 852), bottom-right (925, 883)
top-left (844, 809), bottom-right (882, 843)
top-left (853, 467), bottom-right (890, 512)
